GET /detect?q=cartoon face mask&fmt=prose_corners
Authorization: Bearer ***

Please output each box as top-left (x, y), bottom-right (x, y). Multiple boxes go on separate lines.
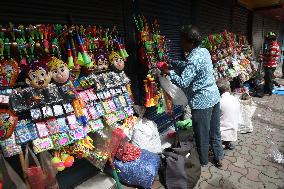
top-left (109, 52), bottom-right (125, 71)
top-left (48, 57), bottom-right (70, 84)
top-left (95, 52), bottom-right (109, 71)
top-left (25, 60), bottom-right (52, 89)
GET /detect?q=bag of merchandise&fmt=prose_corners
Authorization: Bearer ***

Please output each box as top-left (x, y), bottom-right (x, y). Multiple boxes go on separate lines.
top-left (113, 149), bottom-right (160, 188)
top-left (0, 154), bottom-right (27, 189)
top-left (160, 142), bottom-right (201, 189)
top-left (23, 145), bottom-right (45, 189)
top-left (131, 119), bottom-right (162, 154)
top-left (238, 94), bottom-right (256, 133)
top-left (158, 75), bottom-right (188, 106)
top-left (39, 152), bottom-right (59, 189)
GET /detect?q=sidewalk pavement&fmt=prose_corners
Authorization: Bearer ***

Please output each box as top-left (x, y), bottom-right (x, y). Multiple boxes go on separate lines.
top-left (124, 79), bottom-right (284, 189)
top-left (193, 93), bottom-right (284, 189)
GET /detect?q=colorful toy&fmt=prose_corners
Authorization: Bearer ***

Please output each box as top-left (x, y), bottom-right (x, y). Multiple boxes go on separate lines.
top-left (48, 57), bottom-right (70, 85)
top-left (95, 51), bottom-right (109, 71)
top-left (109, 51), bottom-right (125, 72)
top-left (0, 60), bottom-right (19, 88)
top-left (25, 59), bottom-right (52, 89)
top-left (0, 109), bottom-right (18, 140)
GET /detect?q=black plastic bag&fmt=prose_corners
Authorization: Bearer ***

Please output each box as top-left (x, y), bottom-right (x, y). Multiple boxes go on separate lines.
top-left (160, 142), bottom-right (201, 189)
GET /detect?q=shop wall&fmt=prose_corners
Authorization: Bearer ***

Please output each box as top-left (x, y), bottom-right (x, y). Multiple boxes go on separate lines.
top-left (252, 13), bottom-right (282, 58)
top-left (231, 5), bottom-right (250, 37)
top-left (196, 0), bottom-right (233, 37)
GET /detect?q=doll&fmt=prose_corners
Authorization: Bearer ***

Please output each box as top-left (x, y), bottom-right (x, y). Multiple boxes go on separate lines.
top-left (48, 57), bottom-right (70, 85)
top-left (25, 60), bottom-right (51, 89)
top-left (95, 51), bottom-right (109, 71)
top-left (108, 51), bottom-right (125, 72)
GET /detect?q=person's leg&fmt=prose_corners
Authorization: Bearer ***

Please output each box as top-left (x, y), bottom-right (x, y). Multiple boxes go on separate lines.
top-left (191, 107), bottom-right (212, 166)
top-left (264, 67), bottom-right (269, 93)
top-left (267, 68), bottom-right (275, 94)
top-left (282, 58), bottom-right (284, 78)
top-left (209, 102), bottom-right (224, 163)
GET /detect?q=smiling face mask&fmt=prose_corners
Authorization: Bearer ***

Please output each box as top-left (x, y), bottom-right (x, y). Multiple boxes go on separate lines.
top-left (25, 60), bottom-right (52, 89)
top-left (48, 57), bottom-right (70, 85)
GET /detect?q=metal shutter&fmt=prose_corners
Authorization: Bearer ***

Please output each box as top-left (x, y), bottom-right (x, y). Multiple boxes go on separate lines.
top-left (263, 17), bottom-right (281, 39)
top-left (252, 13), bottom-right (264, 58)
top-left (198, 0), bottom-right (233, 38)
top-left (0, 0), bottom-right (125, 32)
top-left (232, 5), bottom-right (250, 37)
top-left (139, 0), bottom-right (191, 59)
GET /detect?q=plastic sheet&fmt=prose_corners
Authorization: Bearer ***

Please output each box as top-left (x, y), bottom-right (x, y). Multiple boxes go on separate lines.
top-left (268, 141), bottom-right (284, 164)
top-left (266, 125), bottom-right (284, 164)
top-left (158, 75), bottom-right (188, 107)
top-left (24, 145), bottom-right (45, 189)
top-left (39, 152), bottom-right (59, 189)
top-left (131, 119), bottom-right (162, 154)
top-left (0, 154), bottom-right (27, 189)
top-left (86, 127), bottom-right (127, 170)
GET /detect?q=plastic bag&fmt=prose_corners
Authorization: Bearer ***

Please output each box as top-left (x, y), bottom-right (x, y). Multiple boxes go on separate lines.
top-left (238, 97), bottom-right (256, 133)
top-left (39, 152), bottom-right (59, 189)
top-left (131, 119), bottom-right (162, 154)
top-left (158, 75), bottom-right (188, 106)
top-left (23, 145), bottom-right (45, 189)
top-left (0, 154), bottom-right (27, 189)
top-left (114, 149), bottom-right (160, 188)
top-left (268, 141), bottom-right (284, 164)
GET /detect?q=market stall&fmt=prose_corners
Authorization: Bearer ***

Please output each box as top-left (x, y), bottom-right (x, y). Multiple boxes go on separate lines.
top-left (202, 30), bottom-right (258, 92)
top-left (0, 23), bottom-right (162, 189)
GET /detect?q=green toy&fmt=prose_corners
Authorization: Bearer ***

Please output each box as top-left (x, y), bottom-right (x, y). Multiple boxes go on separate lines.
top-left (176, 119), bottom-right (192, 130)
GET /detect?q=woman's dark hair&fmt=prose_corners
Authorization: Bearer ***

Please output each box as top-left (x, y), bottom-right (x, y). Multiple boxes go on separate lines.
top-left (180, 25), bottom-right (202, 47)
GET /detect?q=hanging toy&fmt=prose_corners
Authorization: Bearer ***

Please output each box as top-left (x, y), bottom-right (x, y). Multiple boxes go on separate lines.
top-left (0, 59), bottom-right (19, 88)
top-left (25, 59), bottom-right (52, 89)
top-left (72, 98), bottom-right (88, 126)
top-left (95, 51), bottom-right (109, 71)
top-left (108, 51), bottom-right (125, 72)
top-left (0, 109), bottom-right (18, 140)
top-left (48, 57), bottom-right (70, 85)
top-left (144, 74), bottom-right (158, 107)
top-left (66, 42), bottom-right (74, 69)
top-left (76, 33), bottom-right (92, 67)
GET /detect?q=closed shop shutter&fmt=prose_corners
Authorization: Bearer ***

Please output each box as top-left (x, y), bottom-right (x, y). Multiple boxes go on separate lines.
top-left (263, 17), bottom-right (281, 39)
top-left (138, 0), bottom-right (191, 59)
top-left (0, 0), bottom-right (125, 32)
top-left (232, 5), bottom-right (250, 37)
top-left (252, 13), bottom-right (264, 57)
top-left (198, 0), bottom-right (233, 38)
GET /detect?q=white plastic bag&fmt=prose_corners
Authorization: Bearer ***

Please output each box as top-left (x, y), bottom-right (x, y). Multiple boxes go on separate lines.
top-left (131, 119), bottom-right (162, 154)
top-left (238, 98), bottom-right (256, 133)
top-left (158, 75), bottom-right (188, 107)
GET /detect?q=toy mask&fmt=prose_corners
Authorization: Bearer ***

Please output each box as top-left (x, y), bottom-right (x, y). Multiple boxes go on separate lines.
top-left (109, 52), bottom-right (125, 71)
top-left (0, 109), bottom-right (18, 140)
top-left (95, 52), bottom-right (109, 71)
top-left (25, 60), bottom-right (51, 89)
top-left (0, 60), bottom-right (19, 88)
top-left (48, 57), bottom-right (70, 84)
